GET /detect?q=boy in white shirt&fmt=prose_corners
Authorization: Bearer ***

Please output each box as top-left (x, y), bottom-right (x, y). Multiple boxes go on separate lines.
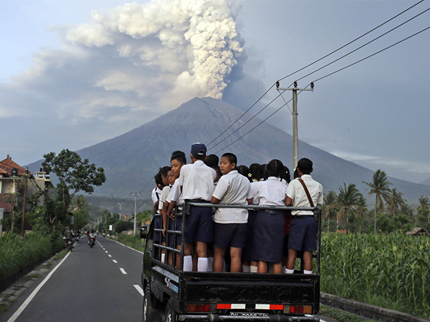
top-left (211, 153), bottom-right (252, 272)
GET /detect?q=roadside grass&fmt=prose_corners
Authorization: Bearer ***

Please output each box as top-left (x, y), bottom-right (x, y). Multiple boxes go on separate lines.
top-left (53, 249), bottom-right (69, 261)
top-left (320, 305), bottom-right (377, 322)
top-left (0, 303), bottom-right (8, 314)
top-left (114, 234), bottom-right (145, 252)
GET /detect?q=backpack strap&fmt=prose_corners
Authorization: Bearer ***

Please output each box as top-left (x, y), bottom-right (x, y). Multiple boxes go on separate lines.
top-left (298, 178), bottom-right (314, 207)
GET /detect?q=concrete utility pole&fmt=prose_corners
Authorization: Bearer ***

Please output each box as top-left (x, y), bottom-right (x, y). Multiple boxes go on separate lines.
top-left (117, 203), bottom-right (122, 219)
top-left (277, 81), bottom-right (314, 170)
top-left (21, 169), bottom-right (29, 237)
top-left (131, 192), bottom-right (141, 236)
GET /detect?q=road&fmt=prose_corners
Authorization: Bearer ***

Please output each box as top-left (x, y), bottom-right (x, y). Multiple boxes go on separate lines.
top-left (5, 237), bottom-right (144, 322)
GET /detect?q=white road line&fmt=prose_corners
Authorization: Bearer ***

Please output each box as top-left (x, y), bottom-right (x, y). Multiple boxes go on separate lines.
top-left (105, 251), bottom-right (108, 253)
top-left (134, 284), bottom-right (144, 296)
top-left (108, 254), bottom-right (112, 257)
top-left (113, 260), bottom-right (118, 263)
top-left (113, 240), bottom-right (144, 254)
top-left (306, 314), bottom-right (326, 322)
top-left (7, 251), bottom-right (71, 322)
top-left (120, 268), bottom-right (127, 275)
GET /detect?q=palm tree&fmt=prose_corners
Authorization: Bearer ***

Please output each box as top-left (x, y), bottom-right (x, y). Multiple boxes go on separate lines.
top-left (322, 191), bottom-right (338, 232)
top-left (337, 183), bottom-right (362, 234)
top-left (71, 195), bottom-right (89, 212)
top-left (364, 170), bottom-right (392, 235)
top-left (418, 196), bottom-right (430, 223)
top-left (387, 188), bottom-right (406, 218)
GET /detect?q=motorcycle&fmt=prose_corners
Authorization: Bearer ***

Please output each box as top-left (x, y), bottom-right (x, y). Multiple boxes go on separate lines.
top-left (88, 233), bottom-right (96, 248)
top-left (63, 236), bottom-right (74, 251)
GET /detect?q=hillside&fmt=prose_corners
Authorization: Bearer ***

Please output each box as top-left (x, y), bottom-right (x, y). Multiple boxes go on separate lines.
top-left (28, 97), bottom-right (430, 204)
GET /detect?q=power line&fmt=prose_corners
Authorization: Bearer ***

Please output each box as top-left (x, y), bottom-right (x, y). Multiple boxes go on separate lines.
top-left (212, 24), bottom-right (430, 153)
top-left (206, 0), bottom-right (424, 149)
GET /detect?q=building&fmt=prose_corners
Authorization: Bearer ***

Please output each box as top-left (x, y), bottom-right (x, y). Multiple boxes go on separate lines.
top-left (0, 155), bottom-right (52, 235)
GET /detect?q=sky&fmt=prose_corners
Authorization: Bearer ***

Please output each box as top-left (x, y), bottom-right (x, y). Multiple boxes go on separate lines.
top-left (1, 0), bottom-right (429, 184)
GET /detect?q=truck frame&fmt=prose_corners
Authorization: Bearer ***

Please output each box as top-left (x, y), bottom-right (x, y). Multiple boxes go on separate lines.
top-left (141, 202), bottom-right (322, 322)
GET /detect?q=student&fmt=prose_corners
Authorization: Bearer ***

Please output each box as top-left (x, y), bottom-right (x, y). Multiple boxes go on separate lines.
top-left (152, 172), bottom-right (165, 247)
top-left (155, 166), bottom-right (170, 263)
top-left (211, 154), bottom-right (252, 272)
top-left (251, 159), bottom-right (288, 274)
top-left (164, 151), bottom-right (186, 268)
top-left (172, 143), bottom-right (216, 272)
top-left (285, 158), bottom-right (323, 275)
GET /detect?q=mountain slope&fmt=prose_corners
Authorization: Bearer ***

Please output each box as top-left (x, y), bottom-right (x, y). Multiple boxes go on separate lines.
top-left (28, 97), bottom-right (430, 203)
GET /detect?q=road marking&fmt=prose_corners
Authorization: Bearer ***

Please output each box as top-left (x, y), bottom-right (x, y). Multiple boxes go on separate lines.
top-left (105, 251), bottom-right (108, 253)
top-left (113, 240), bottom-right (144, 254)
top-left (108, 254), bottom-right (112, 257)
top-left (113, 260), bottom-right (118, 263)
top-left (7, 251), bottom-right (71, 322)
top-left (134, 284), bottom-right (144, 296)
top-left (120, 268), bottom-right (127, 275)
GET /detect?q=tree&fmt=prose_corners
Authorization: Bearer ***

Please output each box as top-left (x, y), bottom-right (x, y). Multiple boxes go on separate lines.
top-left (336, 183), bottom-right (363, 234)
top-left (322, 191), bottom-right (338, 232)
top-left (364, 170), bottom-right (392, 235)
top-left (41, 149), bottom-right (106, 231)
top-left (71, 195), bottom-right (89, 213)
top-left (387, 188), bottom-right (406, 218)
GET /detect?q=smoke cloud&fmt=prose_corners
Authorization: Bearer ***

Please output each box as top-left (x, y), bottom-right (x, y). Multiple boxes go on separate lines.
top-left (66, 0), bottom-right (243, 109)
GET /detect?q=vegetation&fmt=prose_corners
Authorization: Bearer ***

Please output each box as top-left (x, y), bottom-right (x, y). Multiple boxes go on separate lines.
top-left (321, 233), bottom-right (430, 318)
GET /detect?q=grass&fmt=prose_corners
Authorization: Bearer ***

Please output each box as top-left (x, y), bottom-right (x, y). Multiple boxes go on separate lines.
top-left (115, 234), bottom-right (145, 252)
top-left (0, 303), bottom-right (8, 314)
top-left (53, 249), bottom-right (69, 261)
top-left (320, 305), bottom-right (378, 322)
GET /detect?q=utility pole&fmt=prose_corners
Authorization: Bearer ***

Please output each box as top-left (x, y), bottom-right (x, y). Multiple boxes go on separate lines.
top-left (131, 192), bottom-right (141, 236)
top-left (117, 203), bottom-right (122, 219)
top-left (21, 169), bottom-right (29, 237)
top-left (277, 81), bottom-right (314, 170)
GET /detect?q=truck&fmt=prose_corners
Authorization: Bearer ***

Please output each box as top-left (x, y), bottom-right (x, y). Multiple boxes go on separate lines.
top-left (141, 202), bottom-right (322, 322)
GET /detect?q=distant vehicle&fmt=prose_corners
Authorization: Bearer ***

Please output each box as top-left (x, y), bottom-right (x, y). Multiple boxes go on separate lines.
top-left (88, 233), bottom-right (96, 248)
top-left (63, 236), bottom-right (74, 251)
top-left (141, 201), bottom-right (322, 322)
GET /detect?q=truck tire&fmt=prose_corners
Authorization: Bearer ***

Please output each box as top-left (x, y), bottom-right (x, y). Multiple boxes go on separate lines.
top-left (164, 300), bottom-right (178, 322)
top-left (143, 285), bottom-right (158, 322)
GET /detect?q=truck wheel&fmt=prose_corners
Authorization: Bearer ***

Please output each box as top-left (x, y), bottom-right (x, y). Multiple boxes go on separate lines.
top-left (164, 300), bottom-right (178, 322)
top-left (143, 285), bottom-right (158, 322)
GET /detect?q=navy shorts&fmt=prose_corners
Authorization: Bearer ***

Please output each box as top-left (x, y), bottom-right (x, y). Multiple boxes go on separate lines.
top-left (167, 215), bottom-right (182, 247)
top-left (214, 223), bottom-right (247, 249)
top-left (288, 216), bottom-right (317, 252)
top-left (185, 205), bottom-right (213, 243)
top-left (154, 215), bottom-right (165, 243)
top-left (242, 210), bottom-right (257, 261)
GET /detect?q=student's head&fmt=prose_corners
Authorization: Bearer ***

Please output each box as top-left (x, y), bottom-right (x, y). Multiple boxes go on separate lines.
top-left (170, 150), bottom-right (186, 178)
top-left (204, 154), bottom-right (219, 168)
top-left (259, 164), bottom-right (268, 180)
top-left (249, 163), bottom-right (261, 181)
top-left (154, 172), bottom-right (164, 188)
top-left (237, 165), bottom-right (251, 182)
top-left (220, 153), bottom-right (237, 175)
top-left (159, 166), bottom-right (171, 186)
top-left (267, 159), bottom-right (284, 178)
top-left (281, 165), bottom-right (291, 183)
top-left (167, 170), bottom-right (175, 185)
top-left (190, 142), bottom-right (207, 161)
top-left (297, 158), bottom-right (313, 175)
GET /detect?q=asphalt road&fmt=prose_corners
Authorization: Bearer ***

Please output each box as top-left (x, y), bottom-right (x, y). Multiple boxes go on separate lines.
top-left (5, 237), bottom-right (144, 322)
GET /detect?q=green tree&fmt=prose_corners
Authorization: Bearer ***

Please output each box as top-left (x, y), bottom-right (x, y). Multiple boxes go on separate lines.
top-left (387, 188), bottom-right (406, 218)
top-left (336, 183), bottom-right (363, 234)
top-left (364, 169), bottom-right (392, 235)
top-left (41, 149), bottom-right (106, 231)
top-left (322, 191), bottom-right (338, 232)
top-left (71, 195), bottom-right (89, 212)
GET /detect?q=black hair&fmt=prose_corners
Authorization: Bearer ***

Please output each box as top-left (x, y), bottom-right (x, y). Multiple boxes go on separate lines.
top-left (266, 159), bottom-right (284, 178)
top-left (221, 153), bottom-right (237, 166)
top-left (159, 166), bottom-right (171, 178)
top-left (249, 163), bottom-right (261, 181)
top-left (192, 152), bottom-right (206, 160)
top-left (154, 172), bottom-right (164, 186)
top-left (259, 164), bottom-right (268, 180)
top-left (237, 165), bottom-right (252, 182)
top-left (214, 166), bottom-right (222, 179)
top-left (204, 154), bottom-right (219, 168)
top-left (280, 165), bottom-right (291, 183)
top-left (171, 150), bottom-right (186, 164)
top-left (294, 169), bottom-right (300, 179)
top-left (297, 158), bottom-right (313, 175)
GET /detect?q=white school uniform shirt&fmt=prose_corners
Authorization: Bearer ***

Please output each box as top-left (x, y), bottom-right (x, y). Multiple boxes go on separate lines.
top-left (177, 160), bottom-right (216, 201)
top-left (159, 185), bottom-right (171, 212)
top-left (252, 177), bottom-right (288, 206)
top-left (286, 174), bottom-right (323, 216)
top-left (167, 179), bottom-right (184, 206)
top-left (152, 187), bottom-right (163, 214)
top-left (212, 170), bottom-right (252, 223)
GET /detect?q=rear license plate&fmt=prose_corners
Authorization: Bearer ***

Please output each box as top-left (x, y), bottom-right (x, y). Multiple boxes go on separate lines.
top-left (230, 312), bottom-right (269, 317)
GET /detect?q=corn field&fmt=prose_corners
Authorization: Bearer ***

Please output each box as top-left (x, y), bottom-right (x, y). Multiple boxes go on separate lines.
top-left (321, 233), bottom-right (430, 318)
top-left (0, 232), bottom-right (64, 291)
